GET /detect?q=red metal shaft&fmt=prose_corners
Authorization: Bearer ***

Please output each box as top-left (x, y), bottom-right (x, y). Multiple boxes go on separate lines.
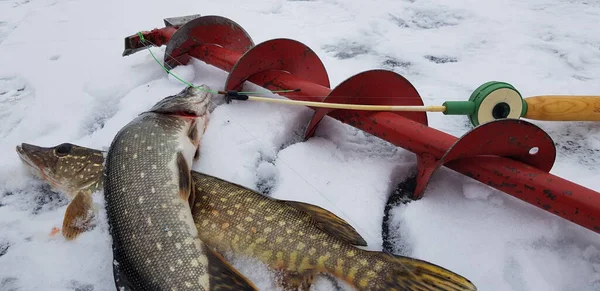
top-left (449, 157), bottom-right (599, 231)
top-left (186, 48), bottom-right (600, 234)
top-left (370, 112), bottom-right (452, 156)
top-left (366, 112), bottom-right (600, 232)
top-left (191, 46), bottom-right (242, 72)
top-left (247, 71), bottom-right (331, 102)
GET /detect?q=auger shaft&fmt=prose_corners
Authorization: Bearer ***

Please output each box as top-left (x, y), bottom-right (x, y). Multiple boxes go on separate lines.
top-left (123, 14), bottom-right (600, 235)
top-left (190, 42), bottom-right (600, 233)
top-left (190, 46), bottom-right (241, 72)
top-left (362, 112), bottom-right (600, 231)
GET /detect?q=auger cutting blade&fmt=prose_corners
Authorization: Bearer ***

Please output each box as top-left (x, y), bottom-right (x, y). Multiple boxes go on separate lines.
top-left (163, 14), bottom-right (202, 27)
top-left (122, 14), bottom-right (202, 57)
top-left (122, 38), bottom-right (153, 57)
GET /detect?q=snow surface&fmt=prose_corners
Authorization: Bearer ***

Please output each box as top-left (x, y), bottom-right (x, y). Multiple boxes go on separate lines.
top-left (1, 0), bottom-right (600, 290)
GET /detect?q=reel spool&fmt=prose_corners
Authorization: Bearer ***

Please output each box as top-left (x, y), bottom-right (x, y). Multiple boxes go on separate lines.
top-left (466, 82), bottom-right (527, 126)
top-left (442, 81), bottom-right (527, 127)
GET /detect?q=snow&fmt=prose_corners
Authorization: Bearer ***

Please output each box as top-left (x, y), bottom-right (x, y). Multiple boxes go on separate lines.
top-left (1, 0), bottom-right (600, 290)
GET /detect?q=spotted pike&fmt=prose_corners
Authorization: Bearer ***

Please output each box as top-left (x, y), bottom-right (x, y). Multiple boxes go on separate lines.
top-left (103, 85), bottom-right (256, 291)
top-left (15, 146), bottom-right (255, 291)
top-left (17, 141), bottom-right (477, 291)
top-left (192, 172), bottom-right (477, 291)
top-left (15, 142), bottom-right (105, 239)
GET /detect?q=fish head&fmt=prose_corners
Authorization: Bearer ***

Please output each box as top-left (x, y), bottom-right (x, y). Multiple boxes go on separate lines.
top-left (148, 85), bottom-right (213, 118)
top-left (15, 142), bottom-right (105, 196)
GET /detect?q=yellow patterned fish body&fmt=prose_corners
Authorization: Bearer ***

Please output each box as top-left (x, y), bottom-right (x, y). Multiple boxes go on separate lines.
top-left (191, 172), bottom-right (477, 291)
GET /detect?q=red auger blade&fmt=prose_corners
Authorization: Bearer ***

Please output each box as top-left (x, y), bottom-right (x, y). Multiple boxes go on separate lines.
top-left (122, 14), bottom-right (600, 236)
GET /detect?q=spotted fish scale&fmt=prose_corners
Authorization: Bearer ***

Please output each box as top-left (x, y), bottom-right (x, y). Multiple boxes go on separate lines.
top-left (105, 113), bottom-right (210, 290)
top-left (104, 86), bottom-right (213, 290)
top-left (191, 172), bottom-right (477, 291)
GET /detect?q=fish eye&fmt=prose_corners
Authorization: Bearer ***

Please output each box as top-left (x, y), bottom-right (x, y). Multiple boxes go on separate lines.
top-left (55, 143), bottom-right (73, 156)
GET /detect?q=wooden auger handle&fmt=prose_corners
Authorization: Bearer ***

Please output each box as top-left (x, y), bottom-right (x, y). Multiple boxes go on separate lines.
top-left (524, 95), bottom-right (600, 121)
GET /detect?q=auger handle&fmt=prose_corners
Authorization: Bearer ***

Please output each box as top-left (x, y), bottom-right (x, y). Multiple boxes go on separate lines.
top-left (524, 95), bottom-right (600, 121)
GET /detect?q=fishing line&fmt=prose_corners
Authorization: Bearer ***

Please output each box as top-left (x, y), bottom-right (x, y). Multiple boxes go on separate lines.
top-left (136, 32), bottom-right (443, 103)
top-left (137, 33), bottom-right (299, 96)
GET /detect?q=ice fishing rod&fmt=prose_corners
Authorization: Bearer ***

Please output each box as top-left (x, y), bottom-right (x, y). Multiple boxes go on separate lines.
top-left (225, 82), bottom-right (600, 126)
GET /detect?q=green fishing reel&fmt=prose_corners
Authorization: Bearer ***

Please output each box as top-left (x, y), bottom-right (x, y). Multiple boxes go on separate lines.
top-left (443, 81), bottom-right (528, 127)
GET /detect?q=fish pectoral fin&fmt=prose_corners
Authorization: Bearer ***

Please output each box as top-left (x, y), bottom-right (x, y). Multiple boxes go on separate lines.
top-left (194, 146), bottom-right (200, 161)
top-left (283, 200), bottom-right (368, 246)
top-left (205, 247), bottom-right (258, 291)
top-left (189, 119), bottom-right (201, 161)
top-left (187, 119), bottom-right (199, 146)
top-left (177, 151), bottom-right (192, 202)
top-left (274, 269), bottom-right (315, 291)
top-left (188, 178), bottom-right (197, 208)
top-left (61, 191), bottom-right (96, 240)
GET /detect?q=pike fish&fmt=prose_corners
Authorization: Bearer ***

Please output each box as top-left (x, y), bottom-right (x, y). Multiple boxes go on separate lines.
top-left (103, 85), bottom-right (256, 291)
top-left (17, 141), bottom-right (477, 291)
top-left (15, 142), bottom-right (104, 239)
top-left (191, 173), bottom-right (477, 291)
top-left (15, 143), bottom-right (256, 291)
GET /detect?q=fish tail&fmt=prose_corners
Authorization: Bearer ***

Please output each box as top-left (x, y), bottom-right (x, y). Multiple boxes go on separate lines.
top-left (374, 251), bottom-right (477, 291)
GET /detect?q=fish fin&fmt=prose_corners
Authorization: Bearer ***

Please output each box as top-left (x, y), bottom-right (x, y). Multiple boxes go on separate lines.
top-left (49, 227), bottom-right (61, 237)
top-left (61, 191), bottom-right (96, 240)
top-left (177, 151), bottom-right (192, 202)
top-left (187, 119), bottom-right (199, 146)
top-left (188, 178), bottom-right (197, 207)
top-left (274, 269), bottom-right (315, 291)
top-left (190, 119), bottom-right (201, 161)
top-left (372, 250), bottom-right (477, 291)
top-left (206, 247), bottom-right (258, 291)
top-left (283, 200), bottom-right (367, 246)
top-left (194, 146), bottom-right (200, 161)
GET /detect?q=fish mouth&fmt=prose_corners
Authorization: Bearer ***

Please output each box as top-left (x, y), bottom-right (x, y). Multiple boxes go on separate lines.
top-left (16, 143), bottom-right (63, 188)
top-left (16, 143), bottom-right (38, 169)
top-left (15, 143), bottom-right (51, 176)
top-left (147, 85), bottom-right (213, 118)
top-left (180, 85), bottom-right (212, 115)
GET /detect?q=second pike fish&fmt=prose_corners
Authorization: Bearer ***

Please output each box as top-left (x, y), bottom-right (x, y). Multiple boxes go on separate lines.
top-left (15, 142), bottom-right (105, 239)
top-left (16, 140), bottom-right (477, 291)
top-left (192, 173), bottom-right (477, 291)
top-left (103, 85), bottom-right (256, 290)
